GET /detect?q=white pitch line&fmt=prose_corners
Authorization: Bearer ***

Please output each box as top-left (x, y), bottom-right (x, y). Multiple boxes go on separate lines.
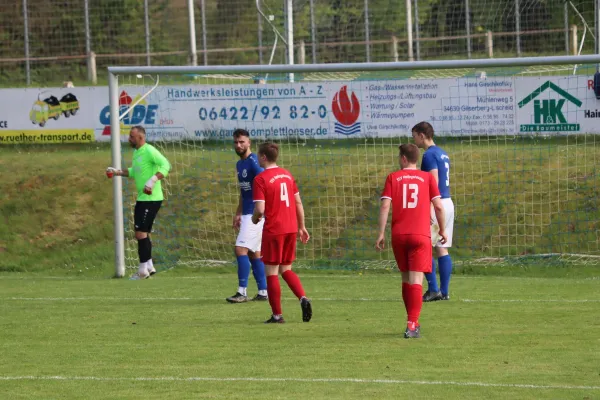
top-left (461, 299), bottom-right (600, 303)
top-left (1, 275), bottom-right (599, 282)
top-left (171, 275), bottom-right (600, 281)
top-left (0, 375), bottom-right (598, 390)
top-left (177, 275), bottom-right (370, 279)
top-left (4, 297), bottom-right (600, 303)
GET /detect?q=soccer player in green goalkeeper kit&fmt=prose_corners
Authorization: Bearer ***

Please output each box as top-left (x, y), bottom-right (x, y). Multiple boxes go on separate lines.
top-left (106, 125), bottom-right (171, 280)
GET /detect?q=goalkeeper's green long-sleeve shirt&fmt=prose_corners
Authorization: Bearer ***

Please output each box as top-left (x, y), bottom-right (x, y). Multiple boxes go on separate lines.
top-left (127, 143), bottom-right (171, 201)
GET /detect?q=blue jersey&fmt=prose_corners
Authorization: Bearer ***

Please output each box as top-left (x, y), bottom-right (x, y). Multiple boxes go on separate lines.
top-left (421, 145), bottom-right (451, 199)
top-left (237, 153), bottom-right (264, 215)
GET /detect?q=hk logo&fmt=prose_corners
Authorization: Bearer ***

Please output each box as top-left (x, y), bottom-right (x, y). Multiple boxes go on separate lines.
top-left (332, 86), bottom-right (361, 135)
top-left (534, 99), bottom-right (565, 123)
top-left (518, 81), bottom-right (582, 132)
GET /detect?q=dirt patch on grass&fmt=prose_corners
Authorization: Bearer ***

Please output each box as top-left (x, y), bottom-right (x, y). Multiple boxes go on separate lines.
top-left (19, 175), bottom-right (45, 191)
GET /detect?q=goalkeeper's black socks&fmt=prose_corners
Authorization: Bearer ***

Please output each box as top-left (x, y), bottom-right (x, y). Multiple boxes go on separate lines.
top-left (138, 237), bottom-right (152, 263)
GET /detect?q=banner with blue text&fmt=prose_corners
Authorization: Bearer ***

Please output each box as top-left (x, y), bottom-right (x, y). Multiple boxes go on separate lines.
top-left (1, 75), bottom-right (599, 143)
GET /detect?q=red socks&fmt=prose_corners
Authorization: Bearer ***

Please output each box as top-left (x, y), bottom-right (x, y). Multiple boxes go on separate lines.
top-left (266, 275), bottom-right (282, 315)
top-left (282, 270), bottom-right (306, 299)
top-left (267, 271), bottom-right (307, 317)
top-left (404, 283), bottom-right (423, 324)
top-left (402, 282), bottom-right (410, 314)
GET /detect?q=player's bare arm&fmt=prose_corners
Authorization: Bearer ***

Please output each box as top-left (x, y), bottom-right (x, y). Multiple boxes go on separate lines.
top-left (295, 193), bottom-right (310, 244)
top-left (427, 168), bottom-right (440, 224)
top-left (233, 193), bottom-right (242, 229)
top-left (428, 168), bottom-right (439, 184)
top-left (143, 172), bottom-right (165, 195)
top-left (375, 198), bottom-right (391, 250)
top-left (252, 201), bottom-right (265, 224)
top-left (432, 197), bottom-right (448, 244)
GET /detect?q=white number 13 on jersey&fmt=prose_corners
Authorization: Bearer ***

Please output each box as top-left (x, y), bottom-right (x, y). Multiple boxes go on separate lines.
top-left (403, 183), bottom-right (419, 208)
top-left (280, 182), bottom-right (290, 207)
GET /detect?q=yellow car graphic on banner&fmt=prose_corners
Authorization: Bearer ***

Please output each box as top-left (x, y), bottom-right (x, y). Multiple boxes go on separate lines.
top-left (29, 93), bottom-right (80, 127)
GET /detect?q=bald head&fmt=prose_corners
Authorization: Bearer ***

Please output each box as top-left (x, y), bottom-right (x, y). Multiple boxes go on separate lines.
top-left (128, 125), bottom-right (146, 149)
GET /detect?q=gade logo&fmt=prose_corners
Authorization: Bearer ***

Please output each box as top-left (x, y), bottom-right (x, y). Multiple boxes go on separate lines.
top-left (518, 81), bottom-right (582, 132)
top-left (100, 91), bottom-right (158, 135)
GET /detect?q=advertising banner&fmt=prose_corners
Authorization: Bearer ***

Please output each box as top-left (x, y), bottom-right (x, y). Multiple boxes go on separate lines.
top-left (0, 88), bottom-right (95, 144)
top-left (1, 75), bottom-right (598, 144)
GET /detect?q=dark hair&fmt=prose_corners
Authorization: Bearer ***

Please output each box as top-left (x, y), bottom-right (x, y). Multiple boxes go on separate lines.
top-left (132, 125), bottom-right (146, 135)
top-left (233, 128), bottom-right (250, 138)
top-left (399, 143), bottom-right (420, 164)
top-left (411, 121), bottom-right (434, 140)
top-left (258, 142), bottom-right (279, 162)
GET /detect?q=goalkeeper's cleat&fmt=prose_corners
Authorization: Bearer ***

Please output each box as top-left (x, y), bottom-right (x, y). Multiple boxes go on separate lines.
top-left (264, 315), bottom-right (285, 324)
top-left (423, 290), bottom-right (443, 302)
top-left (300, 297), bottom-right (312, 322)
top-left (404, 322), bottom-right (421, 339)
top-left (252, 294), bottom-right (268, 301)
top-left (147, 260), bottom-right (156, 276)
top-left (226, 292), bottom-right (249, 303)
top-left (130, 263), bottom-right (151, 280)
top-left (441, 294), bottom-right (450, 301)
top-left (129, 271), bottom-right (149, 280)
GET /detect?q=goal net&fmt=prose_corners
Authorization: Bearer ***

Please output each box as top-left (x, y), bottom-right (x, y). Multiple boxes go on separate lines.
top-left (108, 57), bottom-right (600, 276)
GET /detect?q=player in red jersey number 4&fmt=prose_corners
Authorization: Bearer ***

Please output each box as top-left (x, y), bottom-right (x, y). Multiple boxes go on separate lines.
top-left (376, 144), bottom-right (447, 338)
top-left (252, 142), bottom-right (312, 324)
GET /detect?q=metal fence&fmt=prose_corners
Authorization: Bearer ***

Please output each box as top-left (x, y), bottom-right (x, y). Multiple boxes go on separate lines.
top-left (0, 0), bottom-right (597, 86)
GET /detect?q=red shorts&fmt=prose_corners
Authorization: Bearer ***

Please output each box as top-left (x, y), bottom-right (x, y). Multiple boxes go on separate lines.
top-left (391, 234), bottom-right (432, 273)
top-left (261, 233), bottom-right (297, 266)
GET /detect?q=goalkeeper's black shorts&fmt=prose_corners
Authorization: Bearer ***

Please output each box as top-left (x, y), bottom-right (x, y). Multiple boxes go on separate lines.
top-left (134, 200), bottom-right (162, 233)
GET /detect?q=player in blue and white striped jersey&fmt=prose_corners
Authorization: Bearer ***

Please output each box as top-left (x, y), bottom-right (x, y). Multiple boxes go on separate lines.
top-left (412, 122), bottom-right (455, 302)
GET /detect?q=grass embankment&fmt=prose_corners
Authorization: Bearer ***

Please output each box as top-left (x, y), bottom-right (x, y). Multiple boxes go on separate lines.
top-left (1, 137), bottom-right (598, 276)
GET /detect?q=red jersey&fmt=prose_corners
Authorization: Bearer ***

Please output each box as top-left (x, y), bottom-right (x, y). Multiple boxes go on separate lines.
top-left (253, 166), bottom-right (299, 235)
top-left (381, 168), bottom-right (440, 237)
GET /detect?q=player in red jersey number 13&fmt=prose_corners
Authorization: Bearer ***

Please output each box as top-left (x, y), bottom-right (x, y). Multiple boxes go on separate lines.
top-left (252, 142), bottom-right (312, 324)
top-left (375, 143), bottom-right (447, 339)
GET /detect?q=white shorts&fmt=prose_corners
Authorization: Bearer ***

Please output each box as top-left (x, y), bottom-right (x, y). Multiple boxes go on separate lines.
top-left (430, 198), bottom-right (454, 248)
top-left (235, 214), bottom-right (264, 253)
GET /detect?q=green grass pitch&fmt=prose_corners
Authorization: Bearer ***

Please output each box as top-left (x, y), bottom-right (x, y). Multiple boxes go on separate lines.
top-left (0, 141), bottom-right (599, 399)
top-left (0, 272), bottom-right (599, 399)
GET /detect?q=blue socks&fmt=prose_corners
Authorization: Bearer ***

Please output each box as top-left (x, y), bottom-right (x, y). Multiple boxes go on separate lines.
top-left (425, 259), bottom-right (439, 293)
top-left (236, 255), bottom-right (251, 288)
top-left (438, 255), bottom-right (453, 296)
top-left (236, 255), bottom-right (267, 292)
top-left (250, 258), bottom-right (267, 291)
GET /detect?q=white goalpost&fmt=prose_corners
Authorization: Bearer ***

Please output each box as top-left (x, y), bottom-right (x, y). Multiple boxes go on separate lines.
top-left (108, 55), bottom-right (600, 278)
top-left (255, 0), bottom-right (295, 81)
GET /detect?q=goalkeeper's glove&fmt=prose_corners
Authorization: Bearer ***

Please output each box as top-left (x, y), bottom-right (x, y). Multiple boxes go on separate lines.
top-left (106, 167), bottom-right (118, 178)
